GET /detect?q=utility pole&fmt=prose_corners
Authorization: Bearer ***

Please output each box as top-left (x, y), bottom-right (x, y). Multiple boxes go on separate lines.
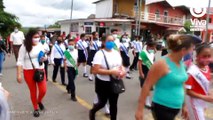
top-left (135, 0), bottom-right (139, 36)
top-left (70, 0), bottom-right (74, 33)
top-left (204, 0), bottom-right (211, 42)
top-left (138, 0), bottom-right (142, 36)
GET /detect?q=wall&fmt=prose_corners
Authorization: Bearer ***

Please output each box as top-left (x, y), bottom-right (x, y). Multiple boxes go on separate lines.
top-left (148, 3), bottom-right (185, 18)
top-left (96, 0), bottom-right (113, 18)
top-left (115, 0), bottom-right (135, 17)
top-left (60, 23), bottom-right (70, 35)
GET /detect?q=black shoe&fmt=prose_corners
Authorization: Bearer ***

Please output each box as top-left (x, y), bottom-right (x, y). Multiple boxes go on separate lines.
top-left (145, 105), bottom-right (152, 110)
top-left (38, 102), bottom-right (45, 111)
top-left (89, 110), bottom-right (95, 120)
top-left (33, 110), bottom-right (40, 117)
top-left (62, 83), bottom-right (67, 86)
top-left (126, 76), bottom-right (132, 79)
top-left (71, 96), bottom-right (77, 102)
top-left (83, 73), bottom-right (88, 78)
top-left (105, 113), bottom-right (110, 118)
top-left (53, 80), bottom-right (56, 83)
top-left (66, 88), bottom-right (71, 94)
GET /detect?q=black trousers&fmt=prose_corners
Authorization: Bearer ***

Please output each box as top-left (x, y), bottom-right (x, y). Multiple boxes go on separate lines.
top-left (90, 77), bottom-right (119, 120)
top-left (130, 52), bottom-right (139, 70)
top-left (151, 102), bottom-right (180, 120)
top-left (44, 60), bottom-right (48, 80)
top-left (52, 58), bottom-right (65, 84)
top-left (67, 67), bottom-right (76, 96)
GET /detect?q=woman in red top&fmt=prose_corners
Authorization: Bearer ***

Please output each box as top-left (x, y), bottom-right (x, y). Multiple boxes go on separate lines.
top-left (186, 43), bottom-right (213, 120)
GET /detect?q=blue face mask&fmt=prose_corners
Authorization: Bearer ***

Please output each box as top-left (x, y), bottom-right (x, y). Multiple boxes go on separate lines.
top-left (105, 41), bottom-right (114, 50)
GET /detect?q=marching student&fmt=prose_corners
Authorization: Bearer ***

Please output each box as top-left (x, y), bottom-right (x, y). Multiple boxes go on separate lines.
top-left (40, 35), bottom-right (50, 81)
top-left (87, 32), bottom-right (101, 81)
top-left (64, 39), bottom-right (78, 102)
top-left (138, 40), bottom-right (156, 108)
top-left (130, 36), bottom-right (143, 71)
top-left (120, 35), bottom-right (131, 79)
top-left (186, 43), bottom-right (213, 120)
top-left (50, 36), bottom-right (66, 85)
top-left (76, 33), bottom-right (89, 77)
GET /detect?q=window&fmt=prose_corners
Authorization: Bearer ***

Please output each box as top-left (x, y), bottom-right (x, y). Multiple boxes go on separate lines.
top-left (70, 23), bottom-right (79, 32)
top-left (155, 9), bottom-right (160, 18)
top-left (209, 18), bottom-right (212, 23)
top-left (85, 27), bottom-right (92, 34)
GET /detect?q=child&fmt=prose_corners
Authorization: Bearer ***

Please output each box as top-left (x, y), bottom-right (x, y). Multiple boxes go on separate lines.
top-left (186, 43), bottom-right (213, 120)
top-left (138, 40), bottom-right (156, 108)
top-left (64, 39), bottom-right (78, 101)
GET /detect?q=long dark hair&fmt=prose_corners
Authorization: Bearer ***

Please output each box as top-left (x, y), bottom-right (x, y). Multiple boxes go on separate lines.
top-left (24, 29), bottom-right (39, 52)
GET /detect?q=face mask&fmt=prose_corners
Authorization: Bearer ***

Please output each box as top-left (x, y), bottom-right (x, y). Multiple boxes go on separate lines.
top-left (68, 45), bottom-right (74, 51)
top-left (57, 40), bottom-right (62, 44)
top-left (113, 34), bottom-right (118, 39)
top-left (122, 38), bottom-right (126, 42)
top-left (33, 38), bottom-right (40, 44)
top-left (105, 41), bottom-right (115, 50)
top-left (197, 57), bottom-right (212, 66)
top-left (14, 29), bottom-right (18, 33)
top-left (41, 40), bottom-right (45, 44)
top-left (148, 49), bottom-right (155, 53)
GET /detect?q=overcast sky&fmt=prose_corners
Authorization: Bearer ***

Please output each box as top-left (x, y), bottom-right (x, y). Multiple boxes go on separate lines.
top-left (4, 0), bottom-right (213, 27)
top-left (4, 0), bottom-right (96, 27)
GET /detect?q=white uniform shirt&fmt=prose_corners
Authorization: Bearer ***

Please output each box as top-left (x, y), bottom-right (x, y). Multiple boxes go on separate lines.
top-left (41, 43), bottom-right (50, 54)
top-left (17, 43), bottom-right (45, 69)
top-left (114, 38), bottom-right (121, 49)
top-left (10, 31), bottom-right (25, 45)
top-left (93, 49), bottom-right (122, 81)
top-left (77, 40), bottom-right (88, 50)
top-left (65, 49), bottom-right (78, 67)
top-left (120, 42), bottom-right (129, 53)
top-left (133, 41), bottom-right (143, 53)
top-left (89, 40), bottom-right (102, 50)
top-left (50, 43), bottom-right (66, 64)
top-left (138, 49), bottom-right (155, 64)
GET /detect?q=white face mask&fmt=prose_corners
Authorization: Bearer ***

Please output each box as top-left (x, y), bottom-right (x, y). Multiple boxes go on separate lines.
top-left (14, 29), bottom-right (18, 33)
top-left (113, 34), bottom-right (118, 38)
top-left (33, 38), bottom-right (40, 44)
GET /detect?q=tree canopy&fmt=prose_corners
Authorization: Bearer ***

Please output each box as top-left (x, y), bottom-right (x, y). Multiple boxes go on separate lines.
top-left (0, 0), bottom-right (21, 38)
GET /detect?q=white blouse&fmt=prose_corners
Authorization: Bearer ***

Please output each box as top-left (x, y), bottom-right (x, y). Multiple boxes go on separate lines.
top-left (17, 43), bottom-right (45, 70)
top-left (92, 49), bottom-right (122, 81)
top-left (65, 49), bottom-right (78, 67)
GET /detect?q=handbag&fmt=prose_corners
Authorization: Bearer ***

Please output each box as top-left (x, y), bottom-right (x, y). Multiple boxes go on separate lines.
top-left (28, 52), bottom-right (45, 82)
top-left (101, 50), bottom-right (125, 94)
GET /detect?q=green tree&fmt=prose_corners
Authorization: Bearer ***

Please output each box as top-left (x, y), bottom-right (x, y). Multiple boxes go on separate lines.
top-left (48, 22), bottom-right (60, 28)
top-left (184, 20), bottom-right (193, 34)
top-left (0, 0), bottom-right (21, 38)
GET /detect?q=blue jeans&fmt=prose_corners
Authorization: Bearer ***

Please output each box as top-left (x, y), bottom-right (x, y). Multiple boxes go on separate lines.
top-left (0, 52), bottom-right (4, 73)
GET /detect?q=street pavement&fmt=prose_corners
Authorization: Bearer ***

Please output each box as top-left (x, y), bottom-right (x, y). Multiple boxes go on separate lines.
top-left (1, 51), bottom-right (213, 120)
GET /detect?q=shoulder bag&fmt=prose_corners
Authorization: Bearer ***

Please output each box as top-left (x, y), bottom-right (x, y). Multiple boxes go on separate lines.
top-left (101, 50), bottom-right (125, 94)
top-left (28, 52), bottom-right (45, 82)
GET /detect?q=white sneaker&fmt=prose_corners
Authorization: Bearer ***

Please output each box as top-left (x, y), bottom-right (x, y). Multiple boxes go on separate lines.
top-left (0, 73), bottom-right (3, 76)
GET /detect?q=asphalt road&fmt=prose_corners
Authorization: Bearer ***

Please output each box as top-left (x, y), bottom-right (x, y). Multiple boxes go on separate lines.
top-left (1, 52), bottom-right (213, 120)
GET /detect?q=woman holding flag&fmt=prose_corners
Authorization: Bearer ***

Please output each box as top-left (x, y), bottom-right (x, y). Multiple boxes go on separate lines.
top-left (64, 39), bottom-right (78, 102)
top-left (138, 40), bottom-right (156, 108)
top-left (77, 34), bottom-right (89, 77)
top-left (186, 43), bottom-right (213, 120)
top-left (120, 35), bottom-right (131, 79)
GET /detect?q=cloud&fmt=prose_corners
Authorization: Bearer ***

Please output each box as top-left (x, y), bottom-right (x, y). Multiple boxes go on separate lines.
top-left (3, 0), bottom-right (96, 27)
